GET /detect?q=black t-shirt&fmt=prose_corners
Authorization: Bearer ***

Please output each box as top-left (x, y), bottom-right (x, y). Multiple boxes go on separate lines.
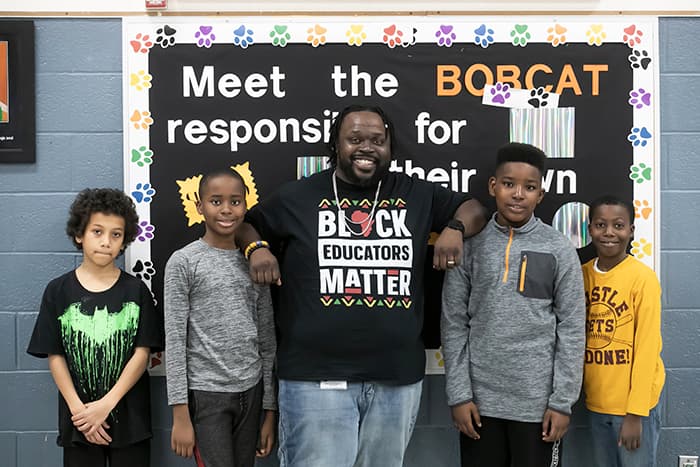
top-left (27, 270), bottom-right (164, 447)
top-left (247, 169), bottom-right (469, 384)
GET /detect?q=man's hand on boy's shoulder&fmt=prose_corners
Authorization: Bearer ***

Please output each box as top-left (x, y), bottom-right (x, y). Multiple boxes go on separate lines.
top-left (541, 408), bottom-right (570, 442)
top-left (451, 401), bottom-right (481, 440)
top-left (249, 248), bottom-right (281, 286)
top-left (433, 227), bottom-right (464, 271)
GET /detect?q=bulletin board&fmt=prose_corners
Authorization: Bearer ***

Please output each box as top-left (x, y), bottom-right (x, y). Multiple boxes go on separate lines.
top-left (123, 17), bottom-right (659, 373)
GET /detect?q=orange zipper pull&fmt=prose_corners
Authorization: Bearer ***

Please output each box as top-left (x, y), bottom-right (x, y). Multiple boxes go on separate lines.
top-left (519, 254), bottom-right (528, 292)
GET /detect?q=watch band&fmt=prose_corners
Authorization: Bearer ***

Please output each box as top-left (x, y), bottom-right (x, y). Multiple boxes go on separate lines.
top-left (446, 219), bottom-right (465, 234)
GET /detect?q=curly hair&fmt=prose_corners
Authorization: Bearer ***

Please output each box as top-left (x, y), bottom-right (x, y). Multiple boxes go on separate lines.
top-left (326, 104), bottom-right (396, 167)
top-left (66, 188), bottom-right (140, 252)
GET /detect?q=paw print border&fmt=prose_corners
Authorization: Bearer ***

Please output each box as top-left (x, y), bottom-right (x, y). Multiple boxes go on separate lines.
top-left (124, 17), bottom-right (660, 377)
top-left (123, 15), bottom-right (659, 266)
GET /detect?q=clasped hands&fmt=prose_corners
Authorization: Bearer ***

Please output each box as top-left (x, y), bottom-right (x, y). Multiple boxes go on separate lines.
top-left (71, 398), bottom-right (113, 445)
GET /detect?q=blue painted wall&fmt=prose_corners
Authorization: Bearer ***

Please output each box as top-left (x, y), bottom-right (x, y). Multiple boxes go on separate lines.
top-left (0, 17), bottom-right (698, 466)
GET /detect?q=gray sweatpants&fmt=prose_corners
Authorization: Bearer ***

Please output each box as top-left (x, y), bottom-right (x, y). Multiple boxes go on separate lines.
top-left (190, 381), bottom-right (263, 467)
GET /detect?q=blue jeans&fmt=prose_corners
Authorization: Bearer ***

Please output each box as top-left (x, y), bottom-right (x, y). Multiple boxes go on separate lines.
top-left (278, 379), bottom-right (423, 467)
top-left (588, 404), bottom-right (662, 467)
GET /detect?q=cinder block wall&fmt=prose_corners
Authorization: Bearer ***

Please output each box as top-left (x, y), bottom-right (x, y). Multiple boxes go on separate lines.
top-left (655, 16), bottom-right (700, 464)
top-left (0, 17), bottom-right (698, 467)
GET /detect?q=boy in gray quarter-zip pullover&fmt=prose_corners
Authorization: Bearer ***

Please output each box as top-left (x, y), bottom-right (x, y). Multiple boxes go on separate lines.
top-left (441, 143), bottom-right (585, 467)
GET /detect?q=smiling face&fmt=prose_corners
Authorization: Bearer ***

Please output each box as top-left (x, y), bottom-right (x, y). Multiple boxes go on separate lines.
top-left (75, 212), bottom-right (126, 269)
top-left (197, 174), bottom-right (247, 249)
top-left (489, 161), bottom-right (544, 228)
top-left (334, 111), bottom-right (391, 188)
top-left (588, 203), bottom-right (634, 269)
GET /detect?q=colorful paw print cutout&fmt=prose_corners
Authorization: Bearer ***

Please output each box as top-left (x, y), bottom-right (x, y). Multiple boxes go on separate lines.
top-left (155, 25), bottom-right (176, 48)
top-left (131, 146), bottom-right (154, 167)
top-left (474, 24), bottom-right (495, 48)
top-left (629, 163), bottom-right (652, 184)
top-left (382, 24), bottom-right (404, 48)
top-left (406, 27), bottom-right (418, 46)
top-left (130, 110), bottom-right (153, 130)
top-left (233, 25), bottom-right (254, 48)
top-left (130, 70), bottom-right (152, 91)
top-left (546, 24), bottom-right (567, 46)
top-left (631, 239), bottom-right (652, 259)
top-left (623, 24), bottom-right (643, 47)
top-left (130, 33), bottom-right (153, 53)
top-left (306, 24), bottom-right (327, 47)
top-left (132, 259), bottom-right (156, 281)
top-left (629, 88), bottom-right (651, 109)
top-left (436, 25), bottom-right (456, 47)
top-left (195, 26), bottom-right (216, 48)
top-left (270, 25), bottom-right (291, 47)
top-left (528, 87), bottom-right (550, 108)
top-left (137, 220), bottom-right (155, 242)
top-left (586, 24), bottom-right (606, 46)
top-left (490, 83), bottom-right (511, 104)
top-left (628, 50), bottom-right (651, 70)
top-left (346, 24), bottom-right (367, 46)
top-left (132, 183), bottom-right (156, 203)
top-left (510, 24), bottom-right (531, 47)
top-left (628, 127), bottom-right (652, 147)
top-left (634, 200), bottom-right (652, 220)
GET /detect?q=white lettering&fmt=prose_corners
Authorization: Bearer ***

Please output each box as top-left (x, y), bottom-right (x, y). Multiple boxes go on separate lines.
top-left (182, 65), bottom-right (286, 98)
top-left (331, 65), bottom-right (398, 98)
top-left (415, 112), bottom-right (467, 144)
top-left (318, 211), bottom-right (336, 237)
top-left (317, 239), bottom-right (413, 268)
top-left (390, 159), bottom-right (477, 193)
top-left (542, 169), bottom-right (577, 194)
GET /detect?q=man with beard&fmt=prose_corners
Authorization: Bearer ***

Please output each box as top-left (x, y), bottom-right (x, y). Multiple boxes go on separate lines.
top-left (237, 104), bottom-right (486, 467)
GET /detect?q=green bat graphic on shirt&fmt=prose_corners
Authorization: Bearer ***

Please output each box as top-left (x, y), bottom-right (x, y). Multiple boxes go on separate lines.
top-left (58, 302), bottom-right (140, 401)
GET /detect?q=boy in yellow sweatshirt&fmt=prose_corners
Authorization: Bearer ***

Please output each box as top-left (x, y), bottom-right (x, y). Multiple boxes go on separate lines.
top-left (583, 195), bottom-right (665, 467)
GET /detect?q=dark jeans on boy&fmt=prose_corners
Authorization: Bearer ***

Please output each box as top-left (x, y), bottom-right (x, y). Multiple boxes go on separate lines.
top-left (190, 380), bottom-right (263, 467)
top-left (63, 439), bottom-right (150, 467)
top-left (459, 416), bottom-right (561, 467)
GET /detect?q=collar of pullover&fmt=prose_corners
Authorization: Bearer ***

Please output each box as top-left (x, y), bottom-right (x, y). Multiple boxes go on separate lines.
top-left (489, 212), bottom-right (540, 235)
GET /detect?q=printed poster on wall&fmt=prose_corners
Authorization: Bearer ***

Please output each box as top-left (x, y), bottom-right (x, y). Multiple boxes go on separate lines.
top-left (123, 17), bottom-right (659, 374)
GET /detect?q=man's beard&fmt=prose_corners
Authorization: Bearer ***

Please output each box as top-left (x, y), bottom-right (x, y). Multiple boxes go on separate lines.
top-left (336, 156), bottom-right (391, 188)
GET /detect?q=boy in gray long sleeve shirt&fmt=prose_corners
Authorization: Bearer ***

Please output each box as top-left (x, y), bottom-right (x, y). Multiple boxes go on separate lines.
top-left (441, 143), bottom-right (585, 467)
top-left (165, 170), bottom-right (277, 466)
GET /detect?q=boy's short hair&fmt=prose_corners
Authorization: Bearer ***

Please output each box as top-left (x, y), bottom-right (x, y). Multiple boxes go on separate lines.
top-left (327, 104), bottom-right (396, 167)
top-left (588, 195), bottom-right (635, 224)
top-left (496, 142), bottom-right (546, 176)
top-left (198, 169), bottom-right (248, 200)
top-left (66, 188), bottom-right (139, 250)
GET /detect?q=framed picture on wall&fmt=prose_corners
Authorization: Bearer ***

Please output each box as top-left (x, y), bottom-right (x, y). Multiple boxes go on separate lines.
top-left (0, 20), bottom-right (35, 163)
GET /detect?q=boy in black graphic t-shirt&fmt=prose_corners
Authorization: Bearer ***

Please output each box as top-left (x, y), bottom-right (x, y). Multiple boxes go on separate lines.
top-left (27, 188), bottom-right (164, 467)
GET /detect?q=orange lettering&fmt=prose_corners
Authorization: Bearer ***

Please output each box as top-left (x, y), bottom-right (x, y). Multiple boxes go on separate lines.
top-left (436, 65), bottom-right (461, 96)
top-left (496, 65), bottom-right (522, 89)
top-left (524, 64), bottom-right (553, 92)
top-left (584, 64), bottom-right (608, 96)
top-left (555, 64), bottom-right (582, 95)
top-left (436, 63), bottom-right (606, 97)
top-left (464, 64), bottom-right (493, 97)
